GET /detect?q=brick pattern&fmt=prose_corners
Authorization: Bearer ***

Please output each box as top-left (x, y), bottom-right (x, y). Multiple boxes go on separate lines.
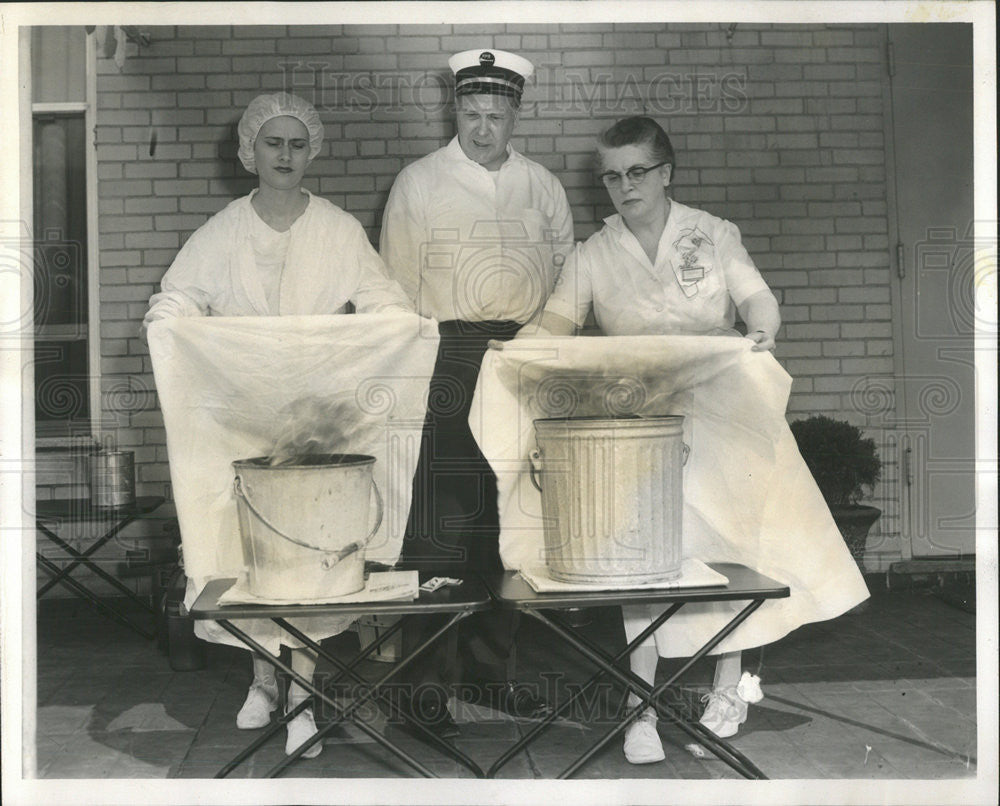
top-left (93, 24), bottom-right (895, 521)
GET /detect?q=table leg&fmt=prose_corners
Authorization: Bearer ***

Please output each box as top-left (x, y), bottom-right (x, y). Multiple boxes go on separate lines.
top-left (213, 623), bottom-right (408, 778)
top-left (273, 611), bottom-right (486, 778)
top-left (649, 704), bottom-right (767, 779)
top-left (214, 619), bottom-right (436, 777)
top-left (545, 608), bottom-right (767, 777)
top-left (36, 519), bottom-right (143, 602)
top-left (276, 616), bottom-right (486, 778)
top-left (213, 613), bottom-right (482, 779)
top-left (485, 602), bottom-right (684, 779)
top-left (533, 599), bottom-right (768, 779)
top-left (215, 696), bottom-right (314, 778)
top-left (36, 553), bottom-right (156, 639)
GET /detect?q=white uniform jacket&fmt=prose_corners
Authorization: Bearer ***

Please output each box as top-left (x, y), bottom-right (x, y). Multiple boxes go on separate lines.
top-left (379, 137), bottom-right (575, 323)
top-left (544, 201), bottom-right (770, 336)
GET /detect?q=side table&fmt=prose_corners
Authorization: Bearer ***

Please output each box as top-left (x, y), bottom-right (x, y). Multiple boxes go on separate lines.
top-left (482, 563), bottom-right (790, 779)
top-left (36, 496), bottom-right (166, 639)
top-left (189, 573), bottom-right (493, 778)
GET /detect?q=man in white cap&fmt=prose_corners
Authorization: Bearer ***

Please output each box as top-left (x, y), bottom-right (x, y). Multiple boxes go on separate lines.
top-left (380, 49), bottom-right (574, 739)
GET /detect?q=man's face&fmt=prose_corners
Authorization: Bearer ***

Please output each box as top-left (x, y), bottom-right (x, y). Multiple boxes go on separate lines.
top-left (455, 93), bottom-right (519, 171)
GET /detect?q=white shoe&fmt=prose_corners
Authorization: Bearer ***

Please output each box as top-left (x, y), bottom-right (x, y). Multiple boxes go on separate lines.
top-left (623, 710), bottom-right (665, 764)
top-left (699, 685), bottom-right (749, 739)
top-left (285, 707), bottom-right (322, 759)
top-left (236, 681), bottom-right (278, 729)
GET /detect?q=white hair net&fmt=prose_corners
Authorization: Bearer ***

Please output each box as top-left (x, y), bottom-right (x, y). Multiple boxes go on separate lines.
top-left (237, 92), bottom-right (324, 174)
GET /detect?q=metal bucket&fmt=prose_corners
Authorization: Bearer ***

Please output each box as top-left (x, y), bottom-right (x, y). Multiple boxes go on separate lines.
top-left (529, 416), bottom-right (687, 586)
top-left (232, 454), bottom-right (383, 600)
top-left (90, 450), bottom-right (136, 508)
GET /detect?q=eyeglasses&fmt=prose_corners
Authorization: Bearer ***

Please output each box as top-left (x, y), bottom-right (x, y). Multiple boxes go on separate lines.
top-left (599, 161), bottom-right (669, 188)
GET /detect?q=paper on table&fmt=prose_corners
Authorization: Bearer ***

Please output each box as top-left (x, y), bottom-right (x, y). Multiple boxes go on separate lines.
top-left (518, 558), bottom-right (728, 594)
top-left (217, 570), bottom-right (420, 606)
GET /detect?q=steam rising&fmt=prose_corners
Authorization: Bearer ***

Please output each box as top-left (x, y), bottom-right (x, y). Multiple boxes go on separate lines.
top-left (533, 373), bottom-right (684, 419)
top-left (268, 395), bottom-right (368, 466)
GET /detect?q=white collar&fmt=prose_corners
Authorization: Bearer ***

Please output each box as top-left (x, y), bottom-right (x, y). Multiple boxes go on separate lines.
top-left (603, 199), bottom-right (695, 243)
top-left (444, 136), bottom-right (519, 170)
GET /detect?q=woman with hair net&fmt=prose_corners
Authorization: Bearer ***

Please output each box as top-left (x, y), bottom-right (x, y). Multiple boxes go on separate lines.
top-left (144, 92), bottom-right (412, 759)
top-left (145, 92), bottom-right (410, 323)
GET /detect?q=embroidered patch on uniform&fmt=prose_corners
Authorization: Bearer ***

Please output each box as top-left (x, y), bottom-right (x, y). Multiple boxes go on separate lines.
top-left (681, 263), bottom-right (705, 283)
top-left (671, 226), bottom-right (714, 295)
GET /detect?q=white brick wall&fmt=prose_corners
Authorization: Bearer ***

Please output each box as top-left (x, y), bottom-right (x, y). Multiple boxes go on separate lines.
top-left (89, 23), bottom-right (898, 545)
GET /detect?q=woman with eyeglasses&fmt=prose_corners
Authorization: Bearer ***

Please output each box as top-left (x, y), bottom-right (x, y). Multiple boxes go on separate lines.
top-left (533, 115), bottom-right (780, 347)
top-left (522, 116), bottom-right (781, 764)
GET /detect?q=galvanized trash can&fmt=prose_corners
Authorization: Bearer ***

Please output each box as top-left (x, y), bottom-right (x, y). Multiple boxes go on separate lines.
top-left (530, 415), bottom-right (688, 586)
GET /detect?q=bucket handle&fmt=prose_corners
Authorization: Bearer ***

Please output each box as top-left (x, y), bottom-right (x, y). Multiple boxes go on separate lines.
top-left (233, 475), bottom-right (384, 571)
top-left (528, 443), bottom-right (689, 492)
top-left (528, 448), bottom-right (543, 492)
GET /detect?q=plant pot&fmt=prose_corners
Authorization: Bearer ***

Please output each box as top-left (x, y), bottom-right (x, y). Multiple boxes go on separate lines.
top-left (830, 504), bottom-right (882, 561)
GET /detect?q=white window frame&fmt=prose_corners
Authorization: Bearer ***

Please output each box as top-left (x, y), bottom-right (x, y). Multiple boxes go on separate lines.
top-left (30, 30), bottom-right (100, 447)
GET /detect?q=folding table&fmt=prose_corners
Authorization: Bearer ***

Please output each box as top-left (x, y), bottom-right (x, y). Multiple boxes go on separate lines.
top-left (35, 496), bottom-right (166, 639)
top-left (481, 563), bottom-right (790, 779)
top-left (189, 574), bottom-right (493, 778)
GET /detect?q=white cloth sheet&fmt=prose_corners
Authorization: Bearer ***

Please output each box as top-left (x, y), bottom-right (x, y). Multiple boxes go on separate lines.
top-left (148, 313), bottom-right (439, 652)
top-left (470, 334), bottom-right (870, 657)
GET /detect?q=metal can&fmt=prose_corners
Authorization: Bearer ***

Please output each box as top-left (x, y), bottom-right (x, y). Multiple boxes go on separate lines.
top-left (90, 450), bottom-right (136, 508)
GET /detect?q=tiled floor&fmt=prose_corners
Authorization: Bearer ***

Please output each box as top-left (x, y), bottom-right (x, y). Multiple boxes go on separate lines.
top-left (34, 576), bottom-right (978, 782)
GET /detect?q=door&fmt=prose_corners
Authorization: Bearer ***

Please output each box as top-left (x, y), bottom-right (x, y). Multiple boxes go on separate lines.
top-left (887, 24), bottom-right (976, 558)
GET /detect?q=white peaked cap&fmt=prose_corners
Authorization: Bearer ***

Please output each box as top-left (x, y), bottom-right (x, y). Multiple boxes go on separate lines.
top-left (448, 49), bottom-right (535, 99)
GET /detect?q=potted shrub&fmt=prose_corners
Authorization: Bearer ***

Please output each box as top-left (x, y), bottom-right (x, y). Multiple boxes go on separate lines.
top-left (790, 415), bottom-right (883, 562)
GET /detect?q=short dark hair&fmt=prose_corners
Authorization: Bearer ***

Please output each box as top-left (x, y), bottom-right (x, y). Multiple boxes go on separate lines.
top-left (597, 116), bottom-right (675, 171)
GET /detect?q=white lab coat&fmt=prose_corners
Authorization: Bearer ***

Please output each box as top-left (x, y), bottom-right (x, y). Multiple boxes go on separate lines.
top-left (145, 189), bottom-right (411, 324)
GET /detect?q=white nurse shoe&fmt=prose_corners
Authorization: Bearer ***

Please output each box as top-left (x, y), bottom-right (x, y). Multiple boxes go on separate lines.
top-left (236, 680), bottom-right (279, 729)
top-left (699, 672), bottom-right (762, 738)
top-left (623, 709), bottom-right (665, 764)
top-left (699, 686), bottom-right (749, 738)
top-left (285, 707), bottom-right (323, 759)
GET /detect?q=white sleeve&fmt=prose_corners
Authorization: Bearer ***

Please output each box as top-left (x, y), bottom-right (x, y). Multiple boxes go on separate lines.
top-left (143, 222), bottom-right (220, 328)
top-left (548, 175), bottom-right (576, 270)
top-left (717, 220), bottom-right (769, 306)
top-left (542, 241), bottom-right (592, 328)
top-left (378, 169), bottom-right (424, 305)
top-left (347, 220), bottom-right (416, 314)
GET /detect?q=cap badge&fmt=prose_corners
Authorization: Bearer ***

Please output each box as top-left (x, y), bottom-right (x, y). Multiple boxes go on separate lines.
top-left (479, 51), bottom-right (496, 67)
